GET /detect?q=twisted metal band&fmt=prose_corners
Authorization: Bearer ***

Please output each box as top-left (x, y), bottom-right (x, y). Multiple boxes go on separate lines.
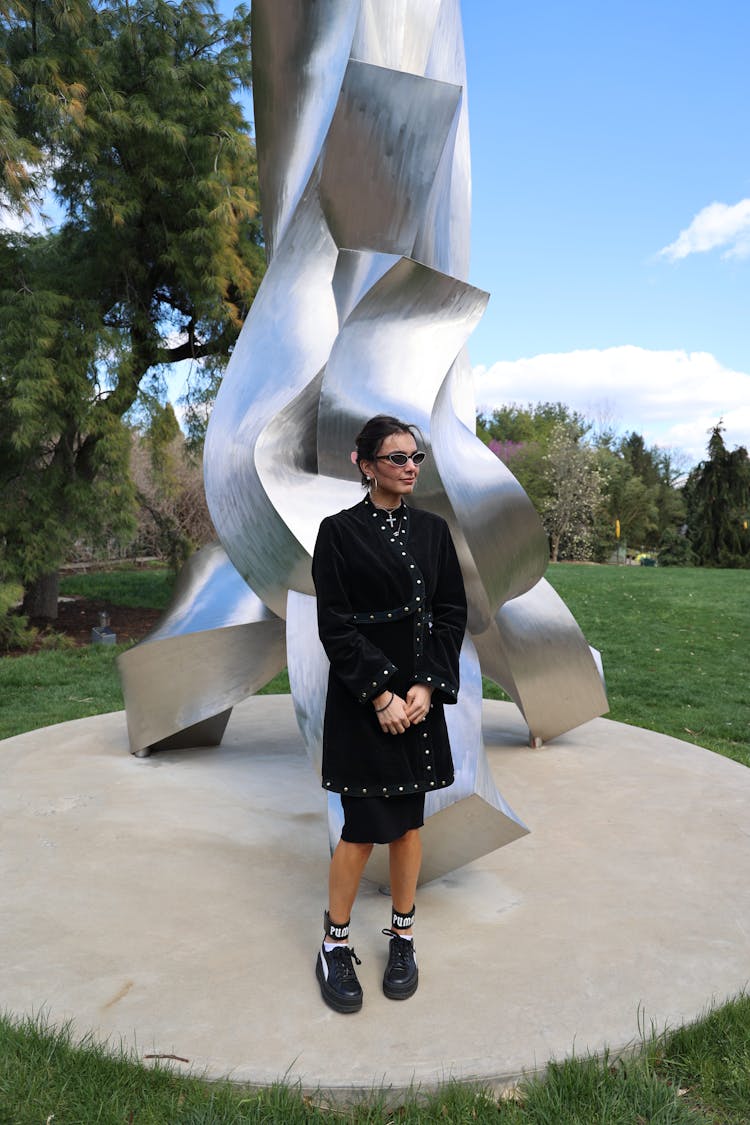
top-left (119, 0), bottom-right (608, 882)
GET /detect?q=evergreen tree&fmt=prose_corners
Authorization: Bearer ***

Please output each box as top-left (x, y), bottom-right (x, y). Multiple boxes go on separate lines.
top-left (684, 423), bottom-right (750, 568)
top-left (0, 0), bottom-right (264, 614)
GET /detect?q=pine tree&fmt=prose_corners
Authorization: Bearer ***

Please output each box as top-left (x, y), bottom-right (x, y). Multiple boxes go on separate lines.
top-left (0, 0), bottom-right (264, 614)
top-left (685, 423), bottom-right (750, 568)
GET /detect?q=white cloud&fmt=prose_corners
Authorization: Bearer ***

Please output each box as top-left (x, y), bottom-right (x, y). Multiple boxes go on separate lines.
top-left (472, 346), bottom-right (750, 464)
top-left (659, 198), bottom-right (750, 261)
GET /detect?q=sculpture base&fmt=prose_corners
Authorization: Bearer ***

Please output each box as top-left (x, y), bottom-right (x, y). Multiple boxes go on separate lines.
top-left (1, 697), bottom-right (748, 1097)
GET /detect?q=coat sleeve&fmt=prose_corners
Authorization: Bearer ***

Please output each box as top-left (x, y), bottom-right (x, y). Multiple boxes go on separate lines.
top-left (312, 517), bottom-right (399, 704)
top-left (413, 522), bottom-right (467, 704)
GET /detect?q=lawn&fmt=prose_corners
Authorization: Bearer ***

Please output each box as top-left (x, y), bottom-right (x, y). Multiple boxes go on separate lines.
top-left (2, 562), bottom-right (749, 1122)
top-left (1, 563), bottom-right (747, 765)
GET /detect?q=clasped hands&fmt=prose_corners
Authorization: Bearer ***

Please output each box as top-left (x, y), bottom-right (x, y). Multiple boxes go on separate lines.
top-left (372, 683), bottom-right (433, 735)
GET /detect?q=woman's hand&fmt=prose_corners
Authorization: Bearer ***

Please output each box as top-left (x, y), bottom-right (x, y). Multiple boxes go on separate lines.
top-left (405, 683), bottom-right (433, 724)
top-left (372, 691), bottom-right (411, 735)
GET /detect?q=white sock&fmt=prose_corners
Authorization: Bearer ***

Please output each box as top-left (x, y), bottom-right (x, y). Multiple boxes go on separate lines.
top-left (323, 939), bottom-right (348, 952)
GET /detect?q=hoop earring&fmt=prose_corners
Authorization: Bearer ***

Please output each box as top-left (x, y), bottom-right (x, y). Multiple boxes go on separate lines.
top-left (371, 475), bottom-right (378, 493)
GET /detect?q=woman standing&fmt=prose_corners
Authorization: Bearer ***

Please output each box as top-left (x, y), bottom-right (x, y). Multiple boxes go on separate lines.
top-left (312, 415), bottom-right (467, 1013)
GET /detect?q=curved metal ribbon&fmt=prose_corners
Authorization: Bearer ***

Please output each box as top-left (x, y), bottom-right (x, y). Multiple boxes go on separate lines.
top-left (119, 0), bottom-right (608, 879)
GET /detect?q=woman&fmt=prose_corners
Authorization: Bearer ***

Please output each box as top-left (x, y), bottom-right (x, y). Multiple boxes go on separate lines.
top-left (312, 414), bottom-right (467, 1013)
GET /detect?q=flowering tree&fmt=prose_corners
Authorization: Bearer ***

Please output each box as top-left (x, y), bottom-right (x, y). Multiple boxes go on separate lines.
top-left (542, 424), bottom-right (608, 563)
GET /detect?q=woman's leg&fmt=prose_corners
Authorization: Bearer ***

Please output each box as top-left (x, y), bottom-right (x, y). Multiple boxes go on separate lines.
top-left (387, 828), bottom-right (422, 934)
top-left (317, 839), bottom-right (372, 1013)
top-left (326, 838), bottom-right (373, 940)
top-left (382, 828), bottom-right (421, 999)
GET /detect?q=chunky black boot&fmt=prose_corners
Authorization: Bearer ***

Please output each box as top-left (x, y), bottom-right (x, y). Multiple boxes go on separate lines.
top-left (381, 929), bottom-right (418, 1000)
top-left (316, 943), bottom-right (363, 1013)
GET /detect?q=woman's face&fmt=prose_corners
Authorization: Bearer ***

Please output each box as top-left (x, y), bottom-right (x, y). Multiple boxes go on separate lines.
top-left (361, 430), bottom-right (421, 505)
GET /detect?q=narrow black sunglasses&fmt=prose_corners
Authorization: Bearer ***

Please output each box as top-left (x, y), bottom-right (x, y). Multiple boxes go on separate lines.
top-left (374, 450), bottom-right (427, 466)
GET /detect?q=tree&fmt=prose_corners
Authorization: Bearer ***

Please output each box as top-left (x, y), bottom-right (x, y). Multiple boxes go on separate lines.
top-left (684, 423), bottom-right (750, 568)
top-left (477, 401), bottom-right (589, 447)
top-left (478, 402), bottom-right (590, 516)
top-left (0, 0), bottom-right (264, 614)
top-left (597, 450), bottom-right (659, 552)
top-left (130, 405), bottom-right (215, 570)
top-left (541, 423), bottom-right (608, 563)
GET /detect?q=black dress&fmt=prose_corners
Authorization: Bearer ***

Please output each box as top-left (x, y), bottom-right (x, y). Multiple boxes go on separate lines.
top-left (311, 496), bottom-right (467, 843)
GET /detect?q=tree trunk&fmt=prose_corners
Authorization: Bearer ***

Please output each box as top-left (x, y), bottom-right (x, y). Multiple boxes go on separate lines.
top-left (550, 534), bottom-right (560, 564)
top-left (22, 570), bottom-right (60, 619)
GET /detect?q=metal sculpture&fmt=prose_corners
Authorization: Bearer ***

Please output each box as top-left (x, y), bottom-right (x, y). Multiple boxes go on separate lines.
top-left (119, 0), bottom-right (608, 882)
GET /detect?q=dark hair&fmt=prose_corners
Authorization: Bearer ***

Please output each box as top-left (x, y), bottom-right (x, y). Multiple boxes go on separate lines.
top-left (353, 414), bottom-right (422, 488)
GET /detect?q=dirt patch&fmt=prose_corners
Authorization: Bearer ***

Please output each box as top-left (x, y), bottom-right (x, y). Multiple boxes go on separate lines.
top-left (25, 597), bottom-right (162, 651)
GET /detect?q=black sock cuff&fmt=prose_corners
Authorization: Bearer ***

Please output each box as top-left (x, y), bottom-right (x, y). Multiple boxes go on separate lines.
top-left (391, 903), bottom-right (415, 930)
top-left (324, 909), bottom-right (350, 941)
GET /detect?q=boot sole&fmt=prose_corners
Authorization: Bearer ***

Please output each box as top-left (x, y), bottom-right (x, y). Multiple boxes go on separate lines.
top-left (383, 971), bottom-right (419, 1000)
top-left (316, 956), bottom-right (363, 1013)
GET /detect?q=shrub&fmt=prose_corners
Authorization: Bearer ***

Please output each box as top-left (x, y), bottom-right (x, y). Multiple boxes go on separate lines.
top-left (0, 583), bottom-right (37, 652)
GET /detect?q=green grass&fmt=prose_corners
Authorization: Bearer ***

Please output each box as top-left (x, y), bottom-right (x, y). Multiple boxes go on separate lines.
top-left (3, 563), bottom-right (747, 766)
top-left (0, 645), bottom-right (127, 740)
top-left (546, 564), bottom-right (750, 766)
top-left (2, 563), bottom-right (750, 1122)
top-left (0, 571), bottom-right (290, 741)
top-left (3, 997), bottom-right (750, 1123)
top-left (60, 565), bottom-right (175, 609)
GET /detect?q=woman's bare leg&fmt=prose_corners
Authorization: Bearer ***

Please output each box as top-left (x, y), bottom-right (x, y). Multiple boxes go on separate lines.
top-left (387, 828), bottom-right (422, 934)
top-left (326, 839), bottom-right (373, 940)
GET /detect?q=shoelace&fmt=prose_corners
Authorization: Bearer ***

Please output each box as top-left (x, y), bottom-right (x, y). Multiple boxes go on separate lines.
top-left (329, 945), bottom-right (361, 979)
top-left (382, 929), bottom-right (413, 967)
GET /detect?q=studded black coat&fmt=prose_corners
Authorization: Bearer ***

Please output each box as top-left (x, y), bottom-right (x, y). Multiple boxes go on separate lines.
top-left (311, 496), bottom-right (467, 798)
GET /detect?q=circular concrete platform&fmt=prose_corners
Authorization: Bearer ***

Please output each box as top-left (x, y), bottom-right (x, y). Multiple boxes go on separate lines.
top-left (2, 697), bottom-right (749, 1096)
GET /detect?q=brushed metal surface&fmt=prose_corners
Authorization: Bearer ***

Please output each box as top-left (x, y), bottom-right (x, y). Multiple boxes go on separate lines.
top-left (121, 0), bottom-right (610, 871)
top-left (117, 544), bottom-right (286, 754)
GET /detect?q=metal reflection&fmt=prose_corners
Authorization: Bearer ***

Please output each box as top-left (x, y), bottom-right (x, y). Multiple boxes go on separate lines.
top-left (117, 543), bottom-right (285, 755)
top-left (120, 0), bottom-right (608, 877)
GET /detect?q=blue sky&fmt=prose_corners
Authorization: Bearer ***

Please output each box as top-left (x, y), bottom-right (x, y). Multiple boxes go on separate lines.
top-left (463, 1), bottom-right (750, 461)
top-left (5, 1), bottom-right (748, 465)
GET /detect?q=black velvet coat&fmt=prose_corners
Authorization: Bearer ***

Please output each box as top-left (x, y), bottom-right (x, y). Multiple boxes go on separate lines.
top-left (311, 496), bottom-right (467, 798)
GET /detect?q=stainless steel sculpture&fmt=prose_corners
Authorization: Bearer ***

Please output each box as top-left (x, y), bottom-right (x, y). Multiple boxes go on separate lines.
top-left (119, 0), bottom-right (608, 881)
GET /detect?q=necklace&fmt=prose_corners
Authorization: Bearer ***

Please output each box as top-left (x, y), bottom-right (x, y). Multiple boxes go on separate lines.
top-left (381, 505), bottom-right (405, 539)
top-left (368, 498), bottom-right (407, 540)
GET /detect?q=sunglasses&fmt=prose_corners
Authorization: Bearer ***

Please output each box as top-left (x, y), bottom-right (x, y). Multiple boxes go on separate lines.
top-left (374, 450), bottom-right (427, 466)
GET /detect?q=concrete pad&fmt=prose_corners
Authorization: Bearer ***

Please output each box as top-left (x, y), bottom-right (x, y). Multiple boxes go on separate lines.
top-left (2, 697), bottom-right (749, 1096)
